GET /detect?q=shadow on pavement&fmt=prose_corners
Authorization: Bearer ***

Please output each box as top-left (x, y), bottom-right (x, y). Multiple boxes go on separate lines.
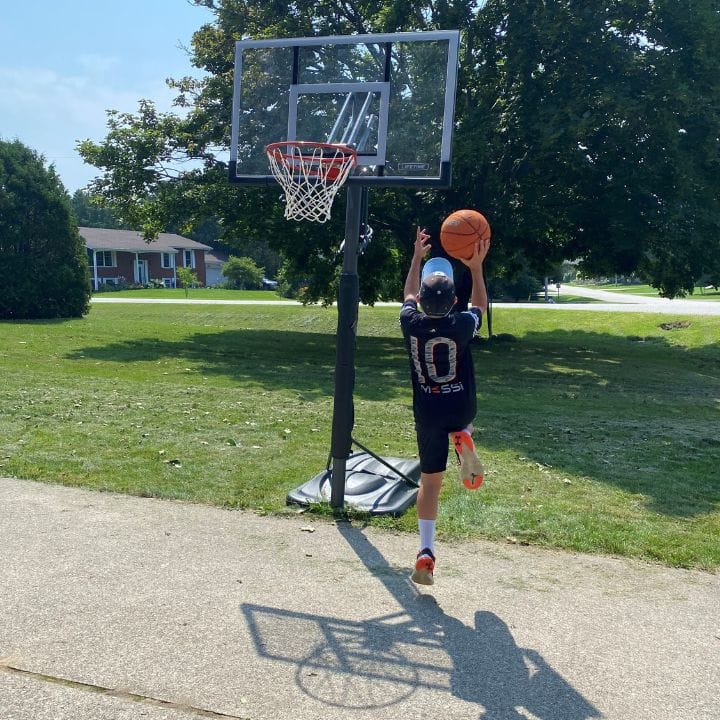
top-left (242, 522), bottom-right (601, 718)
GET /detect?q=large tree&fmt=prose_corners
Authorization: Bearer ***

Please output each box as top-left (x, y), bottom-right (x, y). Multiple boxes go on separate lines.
top-left (71, 189), bottom-right (126, 229)
top-left (468, 0), bottom-right (720, 297)
top-left (78, 0), bottom-right (720, 300)
top-left (0, 139), bottom-right (91, 319)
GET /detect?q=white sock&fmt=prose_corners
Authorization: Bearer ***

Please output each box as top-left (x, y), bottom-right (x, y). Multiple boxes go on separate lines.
top-left (418, 519), bottom-right (436, 555)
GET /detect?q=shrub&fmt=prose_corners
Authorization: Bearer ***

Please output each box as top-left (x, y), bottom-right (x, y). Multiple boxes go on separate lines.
top-left (0, 139), bottom-right (91, 319)
top-left (490, 272), bottom-right (543, 302)
top-left (222, 256), bottom-right (264, 290)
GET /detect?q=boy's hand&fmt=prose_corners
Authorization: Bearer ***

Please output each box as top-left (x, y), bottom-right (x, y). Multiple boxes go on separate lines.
top-left (414, 226), bottom-right (431, 260)
top-left (460, 236), bottom-right (490, 271)
top-left (404, 227), bottom-right (432, 300)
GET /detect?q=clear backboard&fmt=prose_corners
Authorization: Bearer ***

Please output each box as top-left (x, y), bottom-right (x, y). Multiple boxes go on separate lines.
top-left (229, 31), bottom-right (460, 187)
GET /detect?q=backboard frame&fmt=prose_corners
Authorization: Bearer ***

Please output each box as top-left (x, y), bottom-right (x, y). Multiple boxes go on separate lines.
top-left (229, 30), bottom-right (460, 188)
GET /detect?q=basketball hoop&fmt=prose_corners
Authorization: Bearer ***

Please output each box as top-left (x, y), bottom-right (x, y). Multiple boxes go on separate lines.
top-left (266, 141), bottom-right (357, 223)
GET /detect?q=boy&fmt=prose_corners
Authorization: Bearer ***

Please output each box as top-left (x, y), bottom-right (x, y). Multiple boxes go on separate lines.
top-left (400, 226), bottom-right (490, 585)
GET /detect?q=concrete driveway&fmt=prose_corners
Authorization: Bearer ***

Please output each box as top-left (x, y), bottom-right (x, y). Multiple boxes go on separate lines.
top-left (1, 477), bottom-right (718, 720)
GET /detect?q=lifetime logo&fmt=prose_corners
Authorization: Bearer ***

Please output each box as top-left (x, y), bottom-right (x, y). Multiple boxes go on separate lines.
top-left (398, 162), bottom-right (430, 171)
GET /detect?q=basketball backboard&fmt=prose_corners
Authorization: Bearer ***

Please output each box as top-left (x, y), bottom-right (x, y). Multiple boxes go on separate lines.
top-left (229, 31), bottom-right (460, 187)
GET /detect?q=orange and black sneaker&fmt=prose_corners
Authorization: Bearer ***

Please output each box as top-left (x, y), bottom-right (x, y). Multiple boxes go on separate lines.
top-left (452, 430), bottom-right (485, 490)
top-left (411, 548), bottom-right (436, 586)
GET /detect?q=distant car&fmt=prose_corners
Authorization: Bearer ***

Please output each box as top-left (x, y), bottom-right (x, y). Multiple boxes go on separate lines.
top-left (261, 277), bottom-right (278, 290)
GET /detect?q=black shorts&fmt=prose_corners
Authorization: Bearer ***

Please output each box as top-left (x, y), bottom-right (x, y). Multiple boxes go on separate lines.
top-left (415, 411), bottom-right (474, 474)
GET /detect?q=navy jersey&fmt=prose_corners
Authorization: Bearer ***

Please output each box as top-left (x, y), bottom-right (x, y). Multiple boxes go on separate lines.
top-left (400, 300), bottom-right (481, 424)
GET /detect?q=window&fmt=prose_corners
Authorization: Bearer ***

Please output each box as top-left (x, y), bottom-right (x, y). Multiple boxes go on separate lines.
top-left (161, 253), bottom-right (174, 269)
top-left (183, 250), bottom-right (195, 268)
top-left (94, 250), bottom-right (115, 267)
top-left (163, 278), bottom-right (176, 288)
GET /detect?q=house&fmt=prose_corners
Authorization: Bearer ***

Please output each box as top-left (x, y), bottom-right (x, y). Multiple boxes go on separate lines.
top-left (80, 227), bottom-right (213, 291)
top-left (204, 248), bottom-right (230, 287)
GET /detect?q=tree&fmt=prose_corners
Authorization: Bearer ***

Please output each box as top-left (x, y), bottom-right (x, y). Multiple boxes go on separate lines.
top-left (222, 255), bottom-right (264, 289)
top-left (464, 0), bottom-right (720, 297)
top-left (77, 0), bottom-right (720, 300)
top-left (176, 266), bottom-right (200, 297)
top-left (70, 189), bottom-right (126, 229)
top-left (0, 139), bottom-right (91, 319)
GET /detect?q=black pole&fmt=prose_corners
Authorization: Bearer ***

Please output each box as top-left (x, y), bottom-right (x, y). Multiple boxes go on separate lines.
top-left (484, 264), bottom-right (493, 338)
top-left (330, 184), bottom-right (364, 510)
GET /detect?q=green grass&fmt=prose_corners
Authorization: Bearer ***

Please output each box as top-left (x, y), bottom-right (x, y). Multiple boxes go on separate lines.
top-left (534, 293), bottom-right (603, 304)
top-left (591, 283), bottom-right (720, 301)
top-left (1, 303), bottom-right (718, 569)
top-left (93, 288), bottom-right (290, 301)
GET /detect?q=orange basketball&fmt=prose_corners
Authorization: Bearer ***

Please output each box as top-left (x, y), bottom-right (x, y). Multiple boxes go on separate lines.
top-left (440, 209), bottom-right (491, 260)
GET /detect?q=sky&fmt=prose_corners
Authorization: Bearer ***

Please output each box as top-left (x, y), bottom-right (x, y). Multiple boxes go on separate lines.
top-left (0, 0), bottom-right (215, 193)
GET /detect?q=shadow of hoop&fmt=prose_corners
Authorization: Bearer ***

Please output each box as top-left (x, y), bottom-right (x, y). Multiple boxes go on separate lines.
top-left (241, 522), bottom-right (601, 718)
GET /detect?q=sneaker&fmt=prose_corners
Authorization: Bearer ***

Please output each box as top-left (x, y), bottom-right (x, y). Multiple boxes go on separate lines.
top-left (411, 548), bottom-right (436, 586)
top-left (452, 431), bottom-right (485, 490)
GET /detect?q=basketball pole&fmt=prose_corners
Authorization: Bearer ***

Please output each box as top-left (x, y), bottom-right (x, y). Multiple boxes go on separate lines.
top-left (287, 181), bottom-right (419, 515)
top-left (329, 183), bottom-right (364, 510)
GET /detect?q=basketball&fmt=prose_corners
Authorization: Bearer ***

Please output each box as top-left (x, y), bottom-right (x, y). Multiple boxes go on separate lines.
top-left (440, 209), bottom-right (491, 260)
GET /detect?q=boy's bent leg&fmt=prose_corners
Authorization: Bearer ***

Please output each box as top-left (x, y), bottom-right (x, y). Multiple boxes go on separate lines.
top-left (451, 429), bottom-right (484, 490)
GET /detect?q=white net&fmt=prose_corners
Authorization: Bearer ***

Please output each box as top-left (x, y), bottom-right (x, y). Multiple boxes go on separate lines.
top-left (266, 142), bottom-right (357, 223)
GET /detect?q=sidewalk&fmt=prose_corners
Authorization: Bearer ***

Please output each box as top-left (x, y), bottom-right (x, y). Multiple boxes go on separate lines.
top-left (1, 477), bottom-right (718, 720)
top-left (91, 288), bottom-right (720, 315)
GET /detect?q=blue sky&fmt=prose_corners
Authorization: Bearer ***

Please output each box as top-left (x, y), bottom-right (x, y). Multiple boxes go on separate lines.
top-left (0, 0), bottom-right (215, 192)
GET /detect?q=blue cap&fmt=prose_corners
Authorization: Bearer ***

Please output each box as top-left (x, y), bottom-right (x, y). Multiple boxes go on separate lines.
top-left (419, 257), bottom-right (455, 317)
top-left (421, 257), bottom-right (454, 283)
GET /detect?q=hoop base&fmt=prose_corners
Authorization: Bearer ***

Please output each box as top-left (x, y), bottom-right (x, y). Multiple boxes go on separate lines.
top-left (287, 451), bottom-right (420, 516)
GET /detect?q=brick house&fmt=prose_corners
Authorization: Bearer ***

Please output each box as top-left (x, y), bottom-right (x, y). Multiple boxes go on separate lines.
top-left (80, 227), bottom-right (213, 291)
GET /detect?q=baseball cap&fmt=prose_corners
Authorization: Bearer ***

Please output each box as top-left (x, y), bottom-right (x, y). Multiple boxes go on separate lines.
top-left (419, 257), bottom-right (455, 317)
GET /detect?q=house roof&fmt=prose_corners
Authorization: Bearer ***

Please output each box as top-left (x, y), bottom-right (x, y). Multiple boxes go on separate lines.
top-left (79, 227), bottom-right (212, 253)
top-left (204, 249), bottom-right (230, 267)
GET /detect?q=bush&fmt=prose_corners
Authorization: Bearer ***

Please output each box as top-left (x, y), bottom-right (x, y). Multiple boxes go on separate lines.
top-left (490, 272), bottom-right (543, 302)
top-left (95, 280), bottom-right (131, 293)
top-left (0, 139), bottom-right (91, 319)
top-left (222, 256), bottom-right (264, 290)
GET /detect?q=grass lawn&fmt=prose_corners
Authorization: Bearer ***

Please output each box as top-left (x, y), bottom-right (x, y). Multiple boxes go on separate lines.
top-left (535, 293), bottom-right (603, 304)
top-left (94, 288), bottom-right (291, 301)
top-left (590, 283), bottom-right (720, 301)
top-left (1, 303), bottom-right (718, 569)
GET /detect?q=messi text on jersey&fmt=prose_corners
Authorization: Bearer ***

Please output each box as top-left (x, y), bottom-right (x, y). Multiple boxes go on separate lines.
top-left (421, 381), bottom-right (465, 395)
